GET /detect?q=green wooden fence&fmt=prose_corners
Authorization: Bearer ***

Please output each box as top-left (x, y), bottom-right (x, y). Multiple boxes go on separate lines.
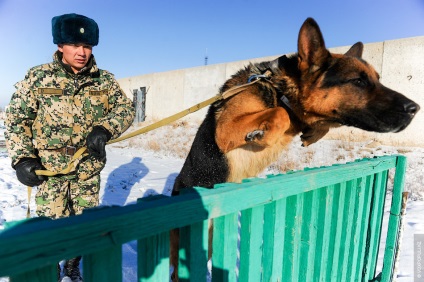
top-left (0, 155), bottom-right (406, 281)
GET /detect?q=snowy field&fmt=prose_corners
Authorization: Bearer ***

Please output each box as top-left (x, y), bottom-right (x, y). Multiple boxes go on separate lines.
top-left (1, 122), bottom-right (424, 281)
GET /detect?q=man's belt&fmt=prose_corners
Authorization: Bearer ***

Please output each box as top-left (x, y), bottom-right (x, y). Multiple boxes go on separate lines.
top-left (50, 146), bottom-right (82, 156)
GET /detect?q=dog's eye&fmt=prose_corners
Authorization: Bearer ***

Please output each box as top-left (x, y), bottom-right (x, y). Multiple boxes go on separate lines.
top-left (350, 78), bottom-right (367, 88)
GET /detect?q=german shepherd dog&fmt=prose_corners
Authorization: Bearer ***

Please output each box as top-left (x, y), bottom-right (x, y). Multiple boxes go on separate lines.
top-left (170, 18), bottom-right (420, 280)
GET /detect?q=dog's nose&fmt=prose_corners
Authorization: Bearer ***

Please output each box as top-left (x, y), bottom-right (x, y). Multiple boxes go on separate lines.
top-left (403, 101), bottom-right (420, 115)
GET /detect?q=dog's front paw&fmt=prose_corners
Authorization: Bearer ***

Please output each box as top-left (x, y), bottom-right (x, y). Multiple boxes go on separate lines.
top-left (245, 130), bottom-right (264, 141)
top-left (300, 125), bottom-right (330, 147)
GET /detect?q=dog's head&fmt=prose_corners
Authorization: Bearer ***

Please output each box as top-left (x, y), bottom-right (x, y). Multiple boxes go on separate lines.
top-left (294, 18), bottom-right (420, 145)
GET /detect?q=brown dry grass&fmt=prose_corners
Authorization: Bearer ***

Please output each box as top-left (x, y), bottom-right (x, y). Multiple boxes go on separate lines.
top-left (124, 119), bottom-right (198, 158)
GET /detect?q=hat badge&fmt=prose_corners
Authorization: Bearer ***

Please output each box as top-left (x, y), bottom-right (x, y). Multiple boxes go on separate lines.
top-left (80, 27), bottom-right (85, 34)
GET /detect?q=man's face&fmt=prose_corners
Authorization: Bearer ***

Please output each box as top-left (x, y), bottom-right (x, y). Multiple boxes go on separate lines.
top-left (58, 44), bottom-right (93, 73)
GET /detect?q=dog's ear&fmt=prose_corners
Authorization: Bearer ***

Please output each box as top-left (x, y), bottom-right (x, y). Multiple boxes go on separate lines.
top-left (297, 18), bottom-right (330, 73)
top-left (345, 42), bottom-right (364, 58)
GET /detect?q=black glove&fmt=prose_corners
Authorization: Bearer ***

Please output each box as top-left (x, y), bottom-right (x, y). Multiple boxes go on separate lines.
top-left (86, 126), bottom-right (112, 160)
top-left (15, 158), bottom-right (47, 186)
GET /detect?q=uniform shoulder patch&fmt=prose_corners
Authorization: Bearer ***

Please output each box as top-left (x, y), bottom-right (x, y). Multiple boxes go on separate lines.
top-left (89, 89), bottom-right (108, 96)
top-left (38, 88), bottom-right (64, 95)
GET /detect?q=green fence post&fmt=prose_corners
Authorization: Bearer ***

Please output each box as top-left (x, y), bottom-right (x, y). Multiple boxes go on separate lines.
top-left (83, 246), bottom-right (122, 282)
top-left (212, 212), bottom-right (238, 282)
top-left (380, 156), bottom-right (407, 281)
top-left (138, 231), bottom-right (170, 282)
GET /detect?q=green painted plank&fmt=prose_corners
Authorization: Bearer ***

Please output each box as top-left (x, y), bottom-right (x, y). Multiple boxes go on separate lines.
top-left (298, 190), bottom-right (319, 281)
top-left (83, 246), bottom-right (122, 282)
top-left (361, 172), bottom-right (383, 280)
top-left (345, 177), bottom-right (363, 281)
top-left (178, 220), bottom-right (209, 281)
top-left (239, 205), bottom-right (265, 282)
top-left (353, 174), bottom-right (375, 279)
top-left (262, 202), bottom-right (276, 281)
top-left (317, 185), bottom-right (336, 282)
top-left (178, 188), bottom-right (209, 281)
top-left (282, 194), bottom-right (304, 281)
top-left (212, 213), bottom-right (238, 282)
top-left (340, 179), bottom-right (359, 282)
top-left (293, 194), bottom-right (304, 281)
top-left (262, 198), bottom-right (286, 281)
top-left (9, 264), bottom-right (56, 282)
top-left (137, 232), bottom-right (169, 282)
top-left (330, 181), bottom-right (347, 281)
top-left (137, 195), bottom-right (170, 282)
top-left (282, 195), bottom-right (297, 282)
top-left (380, 156), bottom-right (407, 281)
top-left (364, 170), bottom-right (389, 280)
top-left (346, 176), bottom-right (368, 280)
top-left (322, 184), bottom-right (342, 282)
top-left (308, 188), bottom-right (326, 281)
top-left (298, 191), bottom-right (312, 282)
top-left (306, 189), bottom-right (320, 281)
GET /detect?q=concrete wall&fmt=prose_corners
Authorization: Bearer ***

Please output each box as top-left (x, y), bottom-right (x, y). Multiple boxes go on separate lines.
top-left (118, 36), bottom-right (424, 146)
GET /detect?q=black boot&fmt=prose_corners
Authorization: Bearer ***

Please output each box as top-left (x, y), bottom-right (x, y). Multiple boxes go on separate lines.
top-left (64, 256), bottom-right (83, 282)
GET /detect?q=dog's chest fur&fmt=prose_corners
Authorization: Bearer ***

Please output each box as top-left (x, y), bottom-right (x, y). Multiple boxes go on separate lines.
top-left (214, 80), bottom-right (295, 182)
top-left (225, 134), bottom-right (292, 182)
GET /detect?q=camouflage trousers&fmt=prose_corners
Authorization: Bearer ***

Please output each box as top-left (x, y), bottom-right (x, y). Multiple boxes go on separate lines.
top-left (35, 174), bottom-right (101, 219)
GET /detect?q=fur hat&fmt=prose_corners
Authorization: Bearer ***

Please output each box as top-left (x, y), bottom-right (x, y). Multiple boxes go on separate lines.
top-left (52, 13), bottom-right (99, 46)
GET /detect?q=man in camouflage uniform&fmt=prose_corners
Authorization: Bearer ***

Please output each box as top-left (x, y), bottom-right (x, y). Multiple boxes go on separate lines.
top-left (5, 13), bottom-right (134, 281)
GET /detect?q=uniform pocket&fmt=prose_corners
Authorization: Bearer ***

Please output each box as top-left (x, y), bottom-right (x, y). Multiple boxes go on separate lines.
top-left (34, 88), bottom-right (72, 148)
top-left (83, 89), bottom-right (109, 122)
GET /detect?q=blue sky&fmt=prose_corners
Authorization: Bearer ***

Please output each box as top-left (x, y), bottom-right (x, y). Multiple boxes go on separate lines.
top-left (1, 0), bottom-right (423, 108)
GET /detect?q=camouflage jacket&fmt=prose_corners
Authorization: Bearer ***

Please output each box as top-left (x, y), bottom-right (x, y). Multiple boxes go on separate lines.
top-left (5, 51), bottom-right (135, 169)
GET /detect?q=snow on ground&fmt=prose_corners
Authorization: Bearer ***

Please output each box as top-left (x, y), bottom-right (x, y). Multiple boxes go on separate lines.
top-left (1, 122), bottom-right (424, 281)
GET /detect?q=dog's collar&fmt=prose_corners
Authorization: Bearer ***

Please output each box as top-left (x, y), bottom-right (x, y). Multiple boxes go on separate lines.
top-left (248, 74), bottom-right (269, 83)
top-left (248, 71), bottom-right (293, 112)
top-left (247, 70), bottom-right (272, 83)
top-left (220, 70), bottom-right (273, 100)
top-left (280, 95), bottom-right (292, 109)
